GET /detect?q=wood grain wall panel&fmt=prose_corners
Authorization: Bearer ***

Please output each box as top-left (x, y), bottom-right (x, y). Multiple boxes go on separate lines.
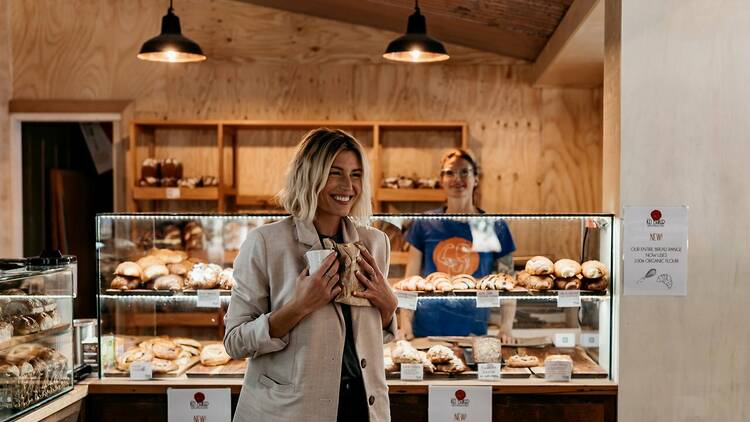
top-left (378, 130), bottom-right (461, 180)
top-left (0, 0), bottom-right (15, 257)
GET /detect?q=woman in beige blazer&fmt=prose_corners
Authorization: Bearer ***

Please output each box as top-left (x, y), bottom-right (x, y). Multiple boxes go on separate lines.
top-left (224, 128), bottom-right (398, 422)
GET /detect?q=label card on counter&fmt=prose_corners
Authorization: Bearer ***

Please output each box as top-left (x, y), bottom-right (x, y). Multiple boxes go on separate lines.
top-left (477, 363), bottom-right (502, 381)
top-left (130, 361), bottom-right (152, 380)
top-left (429, 386), bottom-right (491, 422)
top-left (581, 333), bottom-right (599, 348)
top-left (197, 290), bottom-right (221, 308)
top-left (167, 388), bottom-right (231, 422)
top-left (557, 290), bottom-right (581, 308)
top-left (396, 291), bottom-right (418, 310)
top-left (476, 291), bottom-right (500, 308)
top-left (544, 360), bottom-right (572, 382)
top-left (165, 187), bottom-right (181, 199)
top-left (554, 333), bottom-right (576, 348)
top-left (400, 363), bottom-right (424, 381)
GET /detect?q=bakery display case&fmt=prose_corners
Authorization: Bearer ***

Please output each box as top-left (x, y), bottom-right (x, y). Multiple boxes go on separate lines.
top-left (0, 259), bottom-right (75, 421)
top-left (95, 212), bottom-right (617, 383)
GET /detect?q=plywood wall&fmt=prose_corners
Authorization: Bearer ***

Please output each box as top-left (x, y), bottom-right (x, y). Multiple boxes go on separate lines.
top-left (0, 1), bottom-right (17, 257)
top-left (3, 0), bottom-right (602, 258)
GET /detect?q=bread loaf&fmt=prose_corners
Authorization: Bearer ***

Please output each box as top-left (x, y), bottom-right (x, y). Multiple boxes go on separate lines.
top-left (525, 256), bottom-right (554, 275)
top-left (554, 259), bottom-right (581, 278)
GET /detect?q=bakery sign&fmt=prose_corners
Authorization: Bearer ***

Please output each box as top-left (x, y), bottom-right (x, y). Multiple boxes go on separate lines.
top-left (623, 206), bottom-right (688, 296)
top-left (428, 386), bottom-right (491, 422)
top-left (167, 388), bottom-right (231, 422)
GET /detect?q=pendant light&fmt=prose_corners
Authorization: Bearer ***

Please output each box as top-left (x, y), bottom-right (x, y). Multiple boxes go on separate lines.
top-left (383, 0), bottom-right (449, 63)
top-left (137, 0), bottom-right (206, 63)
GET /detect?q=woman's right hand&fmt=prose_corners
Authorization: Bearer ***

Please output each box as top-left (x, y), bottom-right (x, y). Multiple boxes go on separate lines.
top-left (293, 252), bottom-right (341, 316)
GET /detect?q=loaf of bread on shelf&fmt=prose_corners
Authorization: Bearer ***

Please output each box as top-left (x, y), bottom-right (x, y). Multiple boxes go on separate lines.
top-left (142, 264), bottom-right (170, 281)
top-left (554, 259), bottom-right (582, 278)
top-left (173, 338), bottom-right (202, 351)
top-left (426, 345), bottom-right (455, 364)
top-left (31, 312), bottom-right (55, 330)
top-left (525, 256), bottom-right (554, 275)
top-left (186, 263), bottom-right (221, 289)
top-left (391, 340), bottom-right (421, 364)
top-left (506, 354), bottom-right (540, 368)
top-left (582, 277), bottom-right (609, 291)
top-left (151, 248), bottom-right (188, 264)
top-left (200, 344), bottom-right (231, 366)
top-left (473, 337), bottom-right (502, 363)
top-left (524, 274), bottom-right (554, 290)
top-left (136, 255), bottom-right (166, 270)
top-left (167, 260), bottom-right (194, 276)
top-left (116, 347), bottom-right (154, 372)
top-left (154, 274), bottom-right (184, 291)
top-left (554, 277), bottom-right (581, 290)
top-left (436, 356), bottom-right (468, 373)
top-left (110, 275), bottom-right (140, 290)
top-left (114, 261), bottom-right (142, 279)
top-left (151, 358), bottom-right (179, 373)
top-left (544, 354), bottom-right (573, 364)
top-left (581, 260), bottom-right (609, 279)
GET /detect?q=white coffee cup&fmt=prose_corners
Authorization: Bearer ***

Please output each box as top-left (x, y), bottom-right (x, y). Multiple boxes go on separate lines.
top-left (305, 249), bottom-right (335, 274)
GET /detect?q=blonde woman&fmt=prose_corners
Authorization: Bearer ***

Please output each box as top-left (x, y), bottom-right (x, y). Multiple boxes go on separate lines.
top-left (224, 128), bottom-right (398, 422)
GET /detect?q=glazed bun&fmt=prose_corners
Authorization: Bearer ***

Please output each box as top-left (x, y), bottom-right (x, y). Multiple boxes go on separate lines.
top-left (525, 256), bottom-right (554, 275)
top-left (581, 260), bottom-right (609, 279)
top-left (554, 259), bottom-right (581, 278)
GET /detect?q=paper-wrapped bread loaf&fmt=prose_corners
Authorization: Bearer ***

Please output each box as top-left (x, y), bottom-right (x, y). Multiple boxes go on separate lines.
top-left (321, 239), bottom-right (371, 307)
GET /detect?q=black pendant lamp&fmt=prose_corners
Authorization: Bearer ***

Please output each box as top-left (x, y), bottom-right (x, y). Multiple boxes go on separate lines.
top-left (383, 1), bottom-right (449, 63)
top-left (137, 0), bottom-right (206, 63)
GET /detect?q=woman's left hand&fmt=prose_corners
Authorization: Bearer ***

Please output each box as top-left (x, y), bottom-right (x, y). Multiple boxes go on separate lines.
top-left (353, 248), bottom-right (398, 328)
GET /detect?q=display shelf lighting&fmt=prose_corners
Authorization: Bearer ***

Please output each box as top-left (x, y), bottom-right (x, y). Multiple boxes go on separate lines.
top-left (137, 0), bottom-right (206, 63)
top-left (383, 0), bottom-right (449, 63)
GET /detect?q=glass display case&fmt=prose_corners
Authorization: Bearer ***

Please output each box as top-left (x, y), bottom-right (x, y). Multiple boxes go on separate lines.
top-left (95, 213), bottom-right (617, 381)
top-left (0, 261), bottom-right (75, 420)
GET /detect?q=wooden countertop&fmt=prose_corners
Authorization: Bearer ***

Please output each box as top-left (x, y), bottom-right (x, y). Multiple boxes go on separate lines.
top-left (81, 377), bottom-right (616, 395)
top-left (14, 384), bottom-right (89, 422)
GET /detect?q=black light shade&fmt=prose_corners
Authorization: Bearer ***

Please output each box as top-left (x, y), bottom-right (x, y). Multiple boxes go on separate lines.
top-left (383, 3), bottom-right (449, 63)
top-left (137, 3), bottom-right (205, 63)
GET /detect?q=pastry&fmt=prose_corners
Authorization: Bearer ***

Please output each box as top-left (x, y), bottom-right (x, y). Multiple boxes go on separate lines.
top-left (136, 255), bottom-right (166, 270)
top-left (478, 275), bottom-right (495, 290)
top-left (168, 260), bottom-right (194, 276)
top-left (426, 345), bottom-right (454, 364)
top-left (495, 273), bottom-right (516, 290)
top-left (581, 260), bottom-right (609, 279)
top-left (321, 239), bottom-right (370, 307)
top-left (154, 274), bottom-right (183, 291)
top-left (524, 274), bottom-right (554, 290)
top-left (395, 276), bottom-right (418, 291)
top-left (414, 277), bottom-right (433, 292)
top-left (554, 259), bottom-right (582, 278)
top-left (180, 345), bottom-right (201, 356)
top-left (114, 261), bottom-right (142, 279)
top-left (152, 341), bottom-right (182, 360)
top-left (391, 340), bottom-right (421, 364)
top-left (452, 274), bottom-right (476, 289)
top-left (153, 248), bottom-right (188, 265)
top-left (425, 272), bottom-right (450, 284)
top-left (218, 268), bottom-right (236, 290)
top-left (143, 264), bottom-right (170, 281)
top-left (506, 354), bottom-right (540, 368)
top-left (41, 298), bottom-right (57, 313)
top-left (436, 356), bottom-right (467, 373)
top-left (472, 337), bottom-right (502, 363)
top-left (110, 275), bottom-right (140, 290)
top-left (31, 312), bottom-right (55, 330)
top-left (525, 256), bottom-right (554, 275)
top-left (200, 344), bottom-right (231, 366)
top-left (116, 347), bottom-right (154, 372)
top-left (3, 299), bottom-right (37, 317)
top-left (582, 277), bottom-right (609, 291)
top-left (555, 277), bottom-right (581, 290)
top-left (151, 358), bottom-right (179, 373)
top-left (175, 350), bottom-right (193, 366)
top-left (186, 263), bottom-right (221, 289)
top-left (173, 338), bottom-right (202, 350)
top-left (515, 270), bottom-right (530, 287)
top-left (434, 280), bottom-right (454, 292)
top-left (418, 351), bottom-right (436, 374)
top-left (0, 321), bottom-right (12, 342)
top-left (183, 221), bottom-right (205, 250)
top-left (0, 363), bottom-right (19, 377)
top-left (47, 309), bottom-right (62, 325)
top-left (544, 354), bottom-right (573, 363)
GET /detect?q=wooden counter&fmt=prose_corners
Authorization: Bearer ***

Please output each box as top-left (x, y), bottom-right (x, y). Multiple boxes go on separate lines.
top-left (14, 384), bottom-right (88, 422)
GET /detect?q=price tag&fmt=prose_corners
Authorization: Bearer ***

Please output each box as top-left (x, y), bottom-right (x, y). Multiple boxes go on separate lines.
top-left (396, 291), bottom-right (418, 310)
top-left (400, 363), bottom-right (424, 381)
top-left (475, 291), bottom-right (500, 308)
top-left (130, 361), bottom-right (152, 380)
top-left (554, 333), bottom-right (576, 348)
top-left (581, 333), bottom-right (599, 348)
top-left (197, 289), bottom-right (221, 308)
top-left (165, 187), bottom-right (181, 199)
top-left (544, 360), bottom-right (572, 382)
top-left (477, 363), bottom-right (502, 381)
top-left (557, 290), bottom-right (581, 307)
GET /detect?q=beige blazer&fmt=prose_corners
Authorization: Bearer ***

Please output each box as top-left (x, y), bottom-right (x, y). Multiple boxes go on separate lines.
top-left (224, 216), bottom-right (396, 422)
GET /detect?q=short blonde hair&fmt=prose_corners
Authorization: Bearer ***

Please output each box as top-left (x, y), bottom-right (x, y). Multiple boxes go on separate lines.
top-left (278, 128), bottom-right (373, 223)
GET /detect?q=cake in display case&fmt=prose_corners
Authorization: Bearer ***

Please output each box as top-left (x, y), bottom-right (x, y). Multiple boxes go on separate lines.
top-left (95, 213), bottom-right (617, 381)
top-left (0, 257), bottom-right (75, 420)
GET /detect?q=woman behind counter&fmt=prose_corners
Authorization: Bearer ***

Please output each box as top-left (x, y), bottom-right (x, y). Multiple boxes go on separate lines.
top-left (224, 128), bottom-right (398, 422)
top-left (399, 149), bottom-right (517, 342)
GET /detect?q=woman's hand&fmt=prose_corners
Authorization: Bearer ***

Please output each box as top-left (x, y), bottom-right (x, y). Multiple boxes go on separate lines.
top-left (352, 248), bottom-right (398, 328)
top-left (293, 252), bottom-right (342, 316)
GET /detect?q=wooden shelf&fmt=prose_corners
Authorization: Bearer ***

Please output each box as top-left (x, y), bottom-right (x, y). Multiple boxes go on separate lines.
top-left (235, 195), bottom-right (279, 207)
top-left (132, 187), bottom-right (220, 201)
top-left (0, 323), bottom-right (71, 352)
top-left (377, 188), bottom-right (445, 202)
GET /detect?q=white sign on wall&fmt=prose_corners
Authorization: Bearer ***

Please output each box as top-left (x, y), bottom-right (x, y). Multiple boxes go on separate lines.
top-left (428, 386), bottom-right (491, 422)
top-left (623, 206), bottom-right (688, 296)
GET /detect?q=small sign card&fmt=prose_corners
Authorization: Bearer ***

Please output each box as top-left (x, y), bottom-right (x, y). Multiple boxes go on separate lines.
top-left (554, 333), bottom-right (576, 348)
top-left (581, 333), bottom-right (599, 348)
top-left (396, 291), bottom-right (418, 310)
top-left (476, 291), bottom-right (500, 308)
top-left (167, 388), bottom-right (231, 422)
top-left (197, 290), bottom-right (221, 308)
top-left (544, 360), bottom-right (572, 382)
top-left (428, 386), bottom-right (492, 422)
top-left (400, 363), bottom-right (424, 381)
top-left (130, 361), bottom-right (152, 380)
top-left (477, 363), bottom-right (502, 381)
top-left (165, 187), bottom-right (181, 199)
top-left (557, 290), bottom-right (581, 308)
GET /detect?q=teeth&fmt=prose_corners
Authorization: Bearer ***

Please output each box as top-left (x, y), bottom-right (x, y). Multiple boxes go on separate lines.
top-left (333, 195), bottom-right (351, 202)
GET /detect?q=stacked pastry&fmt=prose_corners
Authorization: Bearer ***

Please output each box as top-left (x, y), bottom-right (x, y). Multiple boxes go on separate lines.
top-left (388, 341), bottom-right (467, 374)
top-left (110, 249), bottom-right (235, 291)
top-left (138, 157), bottom-right (219, 188)
top-left (381, 175), bottom-right (440, 190)
top-left (426, 345), bottom-right (468, 373)
top-left (392, 272), bottom-right (477, 292)
top-left (477, 273), bottom-right (516, 291)
top-left (0, 289), bottom-right (61, 341)
top-left (515, 256), bottom-right (609, 291)
top-left (0, 343), bottom-right (69, 407)
top-left (116, 337), bottom-right (203, 374)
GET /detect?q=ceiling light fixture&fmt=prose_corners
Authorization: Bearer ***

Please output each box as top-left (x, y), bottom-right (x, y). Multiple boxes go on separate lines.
top-left (137, 0), bottom-right (206, 63)
top-left (383, 0), bottom-right (449, 63)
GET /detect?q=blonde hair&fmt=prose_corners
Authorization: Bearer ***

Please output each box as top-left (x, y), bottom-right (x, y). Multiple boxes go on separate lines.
top-left (278, 128), bottom-right (373, 223)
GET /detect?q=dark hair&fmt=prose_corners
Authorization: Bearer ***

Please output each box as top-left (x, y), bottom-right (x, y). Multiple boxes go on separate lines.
top-left (440, 148), bottom-right (479, 176)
